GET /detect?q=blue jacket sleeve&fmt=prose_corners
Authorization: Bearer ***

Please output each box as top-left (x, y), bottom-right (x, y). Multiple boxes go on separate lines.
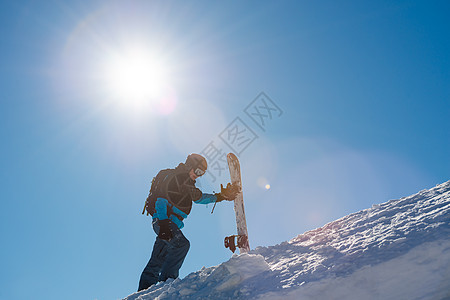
top-left (194, 193), bottom-right (217, 205)
top-left (153, 198), bottom-right (188, 229)
top-left (154, 198), bottom-right (169, 220)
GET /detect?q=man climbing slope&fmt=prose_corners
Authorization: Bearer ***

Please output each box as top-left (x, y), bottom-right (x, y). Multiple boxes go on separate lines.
top-left (138, 153), bottom-right (238, 291)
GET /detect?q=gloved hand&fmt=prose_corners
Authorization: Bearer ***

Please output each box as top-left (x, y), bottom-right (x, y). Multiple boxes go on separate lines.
top-left (215, 183), bottom-right (240, 202)
top-left (157, 219), bottom-right (173, 241)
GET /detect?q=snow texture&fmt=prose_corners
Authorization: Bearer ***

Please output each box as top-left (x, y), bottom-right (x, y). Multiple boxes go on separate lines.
top-left (124, 181), bottom-right (450, 300)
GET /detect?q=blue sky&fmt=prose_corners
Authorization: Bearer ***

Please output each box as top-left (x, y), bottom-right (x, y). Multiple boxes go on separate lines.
top-left (1, 1), bottom-right (449, 299)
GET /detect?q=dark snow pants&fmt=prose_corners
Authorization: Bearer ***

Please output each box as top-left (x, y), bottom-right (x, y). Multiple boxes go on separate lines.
top-left (138, 219), bottom-right (190, 291)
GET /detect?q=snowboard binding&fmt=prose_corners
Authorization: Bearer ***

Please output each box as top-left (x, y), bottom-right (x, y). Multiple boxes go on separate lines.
top-left (224, 234), bottom-right (249, 253)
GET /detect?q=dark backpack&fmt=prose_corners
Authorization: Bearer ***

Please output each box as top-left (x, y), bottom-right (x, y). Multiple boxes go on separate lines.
top-left (142, 169), bottom-right (171, 216)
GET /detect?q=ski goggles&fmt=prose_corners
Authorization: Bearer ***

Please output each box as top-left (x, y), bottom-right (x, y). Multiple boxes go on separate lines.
top-left (193, 167), bottom-right (206, 176)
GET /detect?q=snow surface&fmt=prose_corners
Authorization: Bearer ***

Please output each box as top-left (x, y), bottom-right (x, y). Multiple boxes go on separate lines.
top-left (124, 181), bottom-right (450, 300)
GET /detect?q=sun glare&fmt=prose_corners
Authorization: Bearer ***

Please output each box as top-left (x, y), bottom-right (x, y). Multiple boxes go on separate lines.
top-left (103, 48), bottom-right (172, 107)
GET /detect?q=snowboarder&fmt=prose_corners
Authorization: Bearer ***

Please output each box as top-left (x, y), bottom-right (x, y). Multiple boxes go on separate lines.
top-left (138, 153), bottom-right (238, 291)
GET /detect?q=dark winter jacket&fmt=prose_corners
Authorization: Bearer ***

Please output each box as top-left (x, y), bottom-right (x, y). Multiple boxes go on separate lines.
top-left (152, 163), bottom-right (216, 228)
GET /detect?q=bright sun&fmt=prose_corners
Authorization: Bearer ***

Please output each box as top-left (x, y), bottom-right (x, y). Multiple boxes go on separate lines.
top-left (103, 47), bottom-right (171, 104)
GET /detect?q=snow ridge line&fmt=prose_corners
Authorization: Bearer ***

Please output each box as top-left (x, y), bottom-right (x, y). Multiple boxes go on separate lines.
top-left (252, 181), bottom-right (450, 291)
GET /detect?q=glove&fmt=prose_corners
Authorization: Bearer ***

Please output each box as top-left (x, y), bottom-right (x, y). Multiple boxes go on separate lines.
top-left (215, 183), bottom-right (240, 202)
top-left (157, 219), bottom-right (173, 241)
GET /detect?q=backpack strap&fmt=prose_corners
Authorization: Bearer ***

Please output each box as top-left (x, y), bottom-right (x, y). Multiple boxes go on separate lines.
top-left (142, 176), bottom-right (156, 215)
top-left (167, 204), bottom-right (184, 221)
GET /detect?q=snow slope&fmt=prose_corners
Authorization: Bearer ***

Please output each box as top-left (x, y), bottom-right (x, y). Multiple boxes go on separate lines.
top-left (124, 181), bottom-right (450, 300)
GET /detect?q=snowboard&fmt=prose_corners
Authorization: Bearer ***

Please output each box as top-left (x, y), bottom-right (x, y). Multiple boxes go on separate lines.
top-left (226, 153), bottom-right (250, 253)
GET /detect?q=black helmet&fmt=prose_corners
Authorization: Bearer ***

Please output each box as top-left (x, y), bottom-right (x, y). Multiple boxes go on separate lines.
top-left (185, 153), bottom-right (207, 171)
